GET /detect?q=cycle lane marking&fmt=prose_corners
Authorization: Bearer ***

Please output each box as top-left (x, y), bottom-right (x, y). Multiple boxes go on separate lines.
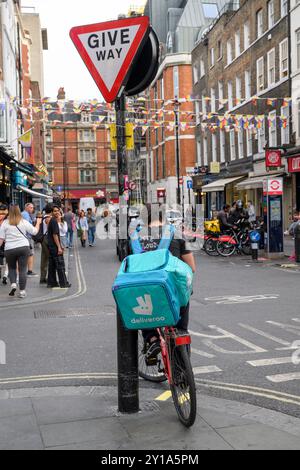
top-left (267, 373), bottom-right (300, 383)
top-left (247, 357), bottom-right (295, 367)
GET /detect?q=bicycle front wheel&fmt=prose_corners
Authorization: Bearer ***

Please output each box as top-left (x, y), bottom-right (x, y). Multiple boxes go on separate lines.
top-left (170, 345), bottom-right (197, 427)
top-left (216, 240), bottom-right (236, 257)
top-left (204, 238), bottom-right (219, 256)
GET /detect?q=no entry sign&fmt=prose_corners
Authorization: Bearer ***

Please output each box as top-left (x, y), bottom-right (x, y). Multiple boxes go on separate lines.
top-left (70, 17), bottom-right (150, 103)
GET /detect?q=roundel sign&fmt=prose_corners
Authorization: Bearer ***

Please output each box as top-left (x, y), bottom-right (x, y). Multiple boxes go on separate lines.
top-left (264, 178), bottom-right (283, 196)
top-left (70, 17), bottom-right (150, 103)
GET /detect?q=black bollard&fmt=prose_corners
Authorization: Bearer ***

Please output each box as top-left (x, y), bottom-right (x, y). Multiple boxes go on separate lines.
top-left (295, 223), bottom-right (300, 264)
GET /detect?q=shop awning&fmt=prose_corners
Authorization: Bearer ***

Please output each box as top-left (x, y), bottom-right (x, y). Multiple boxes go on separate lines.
top-left (202, 177), bottom-right (244, 193)
top-left (17, 185), bottom-right (53, 200)
top-left (235, 174), bottom-right (285, 190)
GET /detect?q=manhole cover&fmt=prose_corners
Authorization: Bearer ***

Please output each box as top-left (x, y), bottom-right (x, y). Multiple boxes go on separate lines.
top-left (34, 306), bottom-right (115, 319)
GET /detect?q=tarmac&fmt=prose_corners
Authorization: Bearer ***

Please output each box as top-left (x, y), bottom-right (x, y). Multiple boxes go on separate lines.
top-left (0, 385), bottom-right (300, 450)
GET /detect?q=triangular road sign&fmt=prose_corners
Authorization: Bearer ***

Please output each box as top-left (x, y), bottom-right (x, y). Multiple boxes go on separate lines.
top-left (70, 16), bottom-right (150, 103)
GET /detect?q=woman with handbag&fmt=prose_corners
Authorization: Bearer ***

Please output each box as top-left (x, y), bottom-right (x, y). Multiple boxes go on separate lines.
top-left (0, 205), bottom-right (42, 298)
top-left (77, 210), bottom-right (88, 248)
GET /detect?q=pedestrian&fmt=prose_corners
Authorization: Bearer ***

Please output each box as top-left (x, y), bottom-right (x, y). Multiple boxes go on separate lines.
top-left (247, 201), bottom-right (256, 224)
top-left (64, 207), bottom-right (76, 248)
top-left (77, 210), bottom-right (88, 248)
top-left (0, 204), bottom-right (42, 298)
top-left (0, 204), bottom-right (8, 285)
top-left (58, 210), bottom-right (68, 249)
top-left (21, 202), bottom-right (37, 277)
top-left (47, 205), bottom-right (71, 289)
top-left (40, 204), bottom-right (52, 285)
top-left (87, 208), bottom-right (96, 247)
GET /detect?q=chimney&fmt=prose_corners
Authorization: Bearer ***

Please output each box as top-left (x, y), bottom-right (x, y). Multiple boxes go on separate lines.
top-left (57, 87), bottom-right (66, 100)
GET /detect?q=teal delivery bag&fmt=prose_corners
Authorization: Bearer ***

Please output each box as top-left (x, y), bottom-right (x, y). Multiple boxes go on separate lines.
top-left (112, 226), bottom-right (193, 330)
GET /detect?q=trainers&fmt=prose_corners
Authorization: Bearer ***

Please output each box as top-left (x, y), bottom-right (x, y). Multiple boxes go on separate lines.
top-left (2, 276), bottom-right (7, 285)
top-left (9, 284), bottom-right (17, 297)
top-left (18, 291), bottom-right (27, 299)
top-left (27, 271), bottom-right (38, 277)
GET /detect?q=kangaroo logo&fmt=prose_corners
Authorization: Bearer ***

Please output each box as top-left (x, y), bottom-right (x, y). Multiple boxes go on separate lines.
top-left (133, 295), bottom-right (153, 316)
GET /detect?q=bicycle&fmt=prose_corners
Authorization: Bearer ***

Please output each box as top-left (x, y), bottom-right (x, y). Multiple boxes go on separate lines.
top-left (216, 226), bottom-right (251, 257)
top-left (138, 327), bottom-right (197, 428)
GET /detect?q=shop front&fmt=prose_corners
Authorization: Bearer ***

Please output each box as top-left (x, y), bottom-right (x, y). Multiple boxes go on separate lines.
top-left (287, 154), bottom-right (300, 212)
top-left (202, 176), bottom-right (244, 219)
top-left (67, 188), bottom-right (108, 211)
top-left (0, 148), bottom-right (13, 204)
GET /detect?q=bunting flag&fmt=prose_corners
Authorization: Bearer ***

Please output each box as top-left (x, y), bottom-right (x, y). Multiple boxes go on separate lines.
top-left (18, 129), bottom-right (32, 157)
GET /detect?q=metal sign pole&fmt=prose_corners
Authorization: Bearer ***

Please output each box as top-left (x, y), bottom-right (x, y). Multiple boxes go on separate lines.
top-left (115, 95), bottom-right (139, 414)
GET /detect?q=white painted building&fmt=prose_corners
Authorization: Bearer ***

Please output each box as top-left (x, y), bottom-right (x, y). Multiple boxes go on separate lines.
top-left (0, 0), bottom-right (19, 157)
top-left (290, 0), bottom-right (300, 146)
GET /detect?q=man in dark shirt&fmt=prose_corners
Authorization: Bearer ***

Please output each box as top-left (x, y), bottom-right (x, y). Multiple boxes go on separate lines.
top-left (47, 205), bottom-right (71, 288)
top-left (217, 205), bottom-right (235, 232)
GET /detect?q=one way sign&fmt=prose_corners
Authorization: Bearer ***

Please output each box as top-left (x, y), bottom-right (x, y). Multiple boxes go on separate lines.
top-left (70, 16), bottom-right (150, 103)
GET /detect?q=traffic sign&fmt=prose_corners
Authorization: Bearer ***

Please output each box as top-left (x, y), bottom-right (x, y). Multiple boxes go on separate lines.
top-left (187, 180), bottom-right (193, 190)
top-left (263, 178), bottom-right (283, 196)
top-left (70, 16), bottom-right (150, 103)
top-left (128, 182), bottom-right (137, 191)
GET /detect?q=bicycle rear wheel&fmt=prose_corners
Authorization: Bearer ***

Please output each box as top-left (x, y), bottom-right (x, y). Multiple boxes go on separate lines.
top-left (170, 344), bottom-right (197, 427)
top-left (216, 240), bottom-right (236, 257)
top-left (138, 332), bottom-right (167, 383)
top-left (204, 237), bottom-right (219, 256)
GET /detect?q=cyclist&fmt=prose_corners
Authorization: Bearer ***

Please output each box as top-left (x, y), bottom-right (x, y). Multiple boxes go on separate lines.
top-left (228, 200), bottom-right (249, 227)
top-left (137, 205), bottom-right (196, 360)
top-left (217, 205), bottom-right (236, 232)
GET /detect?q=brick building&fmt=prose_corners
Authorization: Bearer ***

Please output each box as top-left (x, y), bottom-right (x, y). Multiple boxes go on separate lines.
top-left (192, 0), bottom-right (292, 226)
top-left (46, 91), bottom-right (118, 211)
top-left (147, 53), bottom-right (196, 206)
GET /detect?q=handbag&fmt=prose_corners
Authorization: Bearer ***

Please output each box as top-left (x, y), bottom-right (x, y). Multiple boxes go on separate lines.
top-left (16, 226), bottom-right (33, 250)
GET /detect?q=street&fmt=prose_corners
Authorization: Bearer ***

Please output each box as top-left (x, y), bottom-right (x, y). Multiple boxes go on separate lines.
top-left (1, 240), bottom-right (300, 419)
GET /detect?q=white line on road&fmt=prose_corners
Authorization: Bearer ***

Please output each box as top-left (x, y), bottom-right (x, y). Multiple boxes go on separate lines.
top-left (267, 373), bottom-right (300, 383)
top-left (192, 348), bottom-right (215, 359)
top-left (266, 321), bottom-right (300, 336)
top-left (247, 357), bottom-right (294, 367)
top-left (193, 366), bottom-right (222, 375)
top-left (239, 324), bottom-right (291, 347)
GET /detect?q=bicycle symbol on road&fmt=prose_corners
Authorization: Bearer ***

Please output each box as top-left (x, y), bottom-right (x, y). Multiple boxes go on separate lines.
top-left (205, 294), bottom-right (280, 305)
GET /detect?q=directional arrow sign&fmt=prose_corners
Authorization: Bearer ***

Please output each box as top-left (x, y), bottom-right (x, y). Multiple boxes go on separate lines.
top-left (70, 16), bottom-right (150, 103)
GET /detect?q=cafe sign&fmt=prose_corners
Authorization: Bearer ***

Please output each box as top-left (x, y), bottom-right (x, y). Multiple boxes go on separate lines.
top-left (288, 155), bottom-right (300, 173)
top-left (266, 150), bottom-right (282, 169)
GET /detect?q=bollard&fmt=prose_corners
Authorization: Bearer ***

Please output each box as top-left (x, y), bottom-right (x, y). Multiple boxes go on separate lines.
top-left (295, 223), bottom-right (300, 264)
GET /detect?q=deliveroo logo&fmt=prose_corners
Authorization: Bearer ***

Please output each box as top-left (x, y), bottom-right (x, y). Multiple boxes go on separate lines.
top-left (133, 295), bottom-right (153, 316)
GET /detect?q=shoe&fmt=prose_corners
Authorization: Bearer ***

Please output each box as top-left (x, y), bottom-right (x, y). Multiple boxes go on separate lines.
top-left (47, 284), bottom-right (59, 288)
top-left (40, 280), bottom-right (47, 285)
top-left (59, 283), bottom-right (71, 289)
top-left (9, 284), bottom-right (17, 297)
top-left (2, 276), bottom-right (7, 285)
top-left (27, 271), bottom-right (38, 277)
top-left (18, 291), bottom-right (27, 299)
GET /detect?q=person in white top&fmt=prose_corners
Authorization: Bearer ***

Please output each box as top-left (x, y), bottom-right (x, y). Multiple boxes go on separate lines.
top-left (0, 205), bottom-right (42, 298)
top-left (58, 210), bottom-right (68, 249)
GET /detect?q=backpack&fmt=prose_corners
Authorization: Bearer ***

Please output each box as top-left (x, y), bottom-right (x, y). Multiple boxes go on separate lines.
top-left (112, 225), bottom-right (193, 330)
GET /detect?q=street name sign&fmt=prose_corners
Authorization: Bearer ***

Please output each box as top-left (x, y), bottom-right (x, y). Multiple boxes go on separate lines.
top-left (70, 17), bottom-right (150, 103)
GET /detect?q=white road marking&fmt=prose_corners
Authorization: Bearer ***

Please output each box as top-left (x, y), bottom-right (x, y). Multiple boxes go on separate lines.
top-left (266, 321), bottom-right (300, 337)
top-left (267, 373), bottom-right (300, 384)
top-left (239, 323), bottom-right (291, 347)
top-left (205, 294), bottom-right (279, 305)
top-left (247, 357), bottom-right (294, 367)
top-left (193, 366), bottom-right (222, 375)
top-left (192, 348), bottom-right (215, 359)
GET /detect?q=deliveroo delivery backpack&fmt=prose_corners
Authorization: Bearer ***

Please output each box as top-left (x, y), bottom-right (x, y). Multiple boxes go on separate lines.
top-left (112, 225), bottom-right (193, 330)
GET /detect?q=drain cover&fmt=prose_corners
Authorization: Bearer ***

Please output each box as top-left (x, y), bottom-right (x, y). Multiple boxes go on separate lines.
top-left (34, 306), bottom-right (115, 319)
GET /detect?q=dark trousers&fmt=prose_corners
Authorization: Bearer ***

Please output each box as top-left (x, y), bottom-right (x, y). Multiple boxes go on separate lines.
top-left (40, 238), bottom-right (49, 282)
top-left (5, 246), bottom-right (30, 291)
top-left (142, 303), bottom-right (190, 342)
top-left (48, 248), bottom-right (68, 287)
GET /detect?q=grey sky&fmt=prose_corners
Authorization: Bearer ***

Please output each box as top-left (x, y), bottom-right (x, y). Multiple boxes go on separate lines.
top-left (22, 0), bottom-right (146, 101)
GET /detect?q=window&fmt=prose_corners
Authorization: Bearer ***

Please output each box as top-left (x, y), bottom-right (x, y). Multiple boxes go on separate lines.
top-left (203, 136), bottom-right (208, 165)
top-left (193, 63), bottom-right (198, 84)
top-left (279, 38), bottom-right (289, 79)
top-left (258, 118), bottom-right (265, 153)
top-left (269, 110), bottom-right (277, 147)
top-left (200, 59), bottom-right (205, 77)
top-left (245, 70), bottom-right (251, 99)
top-left (220, 131), bottom-right (226, 163)
top-left (79, 129), bottom-right (95, 142)
top-left (0, 102), bottom-right (7, 142)
top-left (195, 101), bottom-right (201, 125)
top-left (268, 1), bottom-right (275, 29)
top-left (281, 0), bottom-right (288, 17)
top-left (47, 169), bottom-right (53, 183)
top-left (211, 88), bottom-right (216, 113)
top-left (162, 145), bottom-right (166, 178)
top-left (246, 130), bottom-right (253, 157)
top-left (46, 148), bottom-right (53, 162)
top-left (218, 81), bottom-right (224, 109)
top-left (173, 66), bottom-right (179, 99)
top-left (110, 170), bottom-right (117, 184)
top-left (236, 77), bottom-right (242, 101)
top-left (46, 132), bottom-right (51, 143)
top-left (257, 57), bottom-right (264, 92)
top-left (218, 40), bottom-right (223, 60)
top-left (230, 130), bottom-right (236, 161)
top-left (197, 139), bottom-right (202, 165)
top-left (244, 21), bottom-right (250, 49)
top-left (256, 9), bottom-right (263, 38)
top-left (296, 29), bottom-right (300, 70)
top-left (235, 32), bottom-right (241, 57)
top-left (267, 49), bottom-right (276, 86)
top-left (80, 170), bottom-right (96, 184)
top-left (281, 106), bottom-right (290, 145)
top-left (160, 77), bottom-right (165, 100)
top-left (81, 112), bottom-right (92, 123)
top-left (238, 130), bottom-right (244, 159)
top-left (228, 81), bottom-right (233, 109)
top-left (212, 134), bottom-right (217, 162)
top-left (227, 40), bottom-right (233, 65)
top-left (79, 149), bottom-right (96, 162)
top-left (210, 48), bottom-right (215, 67)
top-left (202, 95), bottom-right (207, 114)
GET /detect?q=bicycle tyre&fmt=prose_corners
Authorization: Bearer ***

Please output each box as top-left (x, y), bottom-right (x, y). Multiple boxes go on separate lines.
top-left (138, 332), bottom-right (167, 383)
top-left (216, 240), bottom-right (236, 257)
top-left (204, 238), bottom-right (219, 256)
top-left (170, 345), bottom-right (197, 428)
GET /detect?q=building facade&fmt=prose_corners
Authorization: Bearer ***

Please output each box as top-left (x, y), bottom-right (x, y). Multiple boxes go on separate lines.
top-left (192, 0), bottom-right (292, 226)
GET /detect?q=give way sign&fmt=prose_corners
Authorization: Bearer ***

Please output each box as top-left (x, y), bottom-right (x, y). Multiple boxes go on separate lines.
top-left (70, 16), bottom-right (150, 103)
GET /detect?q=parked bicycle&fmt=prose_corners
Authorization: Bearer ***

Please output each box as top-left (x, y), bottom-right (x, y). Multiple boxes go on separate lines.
top-left (216, 219), bottom-right (252, 257)
top-left (138, 327), bottom-right (197, 428)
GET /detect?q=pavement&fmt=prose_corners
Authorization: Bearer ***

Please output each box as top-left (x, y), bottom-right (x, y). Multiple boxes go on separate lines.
top-left (1, 385), bottom-right (300, 450)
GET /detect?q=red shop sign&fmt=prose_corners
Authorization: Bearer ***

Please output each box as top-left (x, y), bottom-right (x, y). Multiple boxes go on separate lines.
top-left (288, 155), bottom-right (300, 173)
top-left (266, 150), bottom-right (282, 168)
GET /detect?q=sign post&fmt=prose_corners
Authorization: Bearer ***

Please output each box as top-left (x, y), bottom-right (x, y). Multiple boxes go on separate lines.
top-left (70, 15), bottom-right (160, 415)
top-left (263, 178), bottom-right (284, 257)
